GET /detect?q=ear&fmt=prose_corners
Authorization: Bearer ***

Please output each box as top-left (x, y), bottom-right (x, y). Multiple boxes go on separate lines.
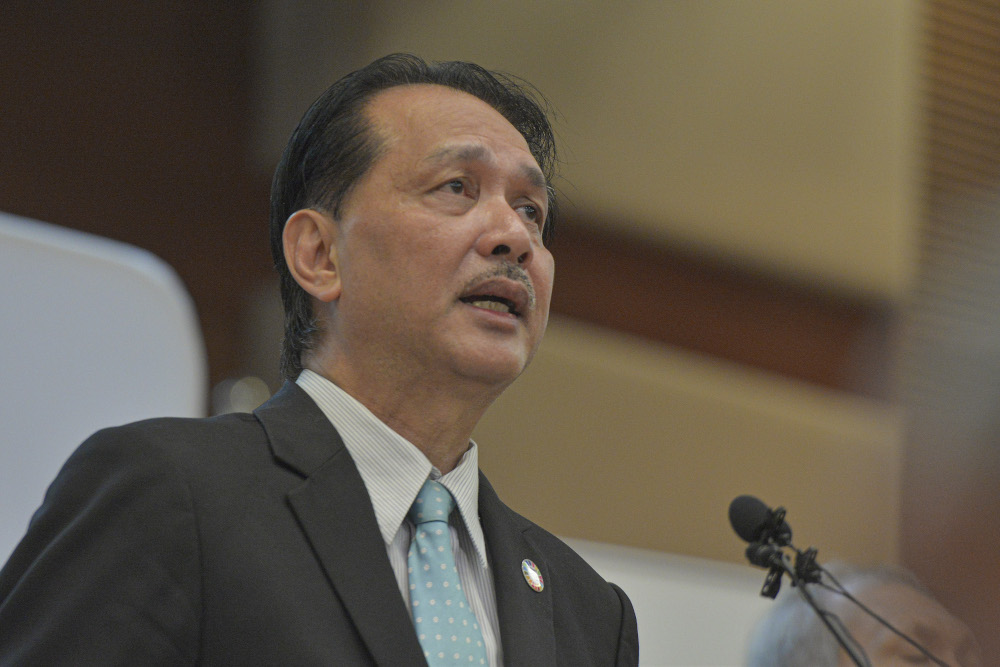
top-left (282, 208), bottom-right (342, 303)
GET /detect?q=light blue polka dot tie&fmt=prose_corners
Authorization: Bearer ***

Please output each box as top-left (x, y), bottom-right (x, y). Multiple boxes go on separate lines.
top-left (407, 479), bottom-right (488, 666)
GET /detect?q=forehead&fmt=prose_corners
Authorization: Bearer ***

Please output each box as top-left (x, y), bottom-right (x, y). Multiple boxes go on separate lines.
top-left (365, 84), bottom-right (537, 166)
top-left (861, 582), bottom-right (949, 618)
top-left (855, 582), bottom-right (974, 644)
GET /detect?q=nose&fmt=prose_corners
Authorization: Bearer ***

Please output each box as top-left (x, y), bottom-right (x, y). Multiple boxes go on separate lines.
top-left (491, 243), bottom-right (528, 264)
top-left (476, 201), bottom-right (534, 265)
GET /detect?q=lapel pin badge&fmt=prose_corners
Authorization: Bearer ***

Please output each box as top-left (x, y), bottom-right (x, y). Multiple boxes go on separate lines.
top-left (521, 559), bottom-right (544, 592)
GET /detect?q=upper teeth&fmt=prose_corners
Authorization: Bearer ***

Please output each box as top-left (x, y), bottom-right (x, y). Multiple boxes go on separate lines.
top-left (471, 300), bottom-right (512, 314)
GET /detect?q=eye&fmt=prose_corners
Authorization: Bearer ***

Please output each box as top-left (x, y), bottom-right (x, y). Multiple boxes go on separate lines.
top-left (516, 201), bottom-right (546, 232)
top-left (440, 179), bottom-right (466, 196)
top-left (519, 203), bottom-right (539, 221)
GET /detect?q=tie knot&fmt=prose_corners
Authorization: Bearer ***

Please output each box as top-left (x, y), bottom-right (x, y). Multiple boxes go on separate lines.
top-left (408, 479), bottom-right (455, 525)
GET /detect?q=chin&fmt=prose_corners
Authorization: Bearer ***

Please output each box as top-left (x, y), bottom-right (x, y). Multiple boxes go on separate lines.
top-left (454, 353), bottom-right (529, 390)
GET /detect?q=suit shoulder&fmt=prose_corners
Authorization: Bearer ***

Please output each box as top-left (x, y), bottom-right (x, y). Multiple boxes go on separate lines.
top-left (79, 412), bottom-right (262, 461)
top-left (90, 411), bottom-right (260, 446)
top-left (40, 412), bottom-right (273, 507)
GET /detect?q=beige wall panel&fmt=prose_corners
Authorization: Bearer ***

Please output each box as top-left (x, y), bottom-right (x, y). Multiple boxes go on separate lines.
top-left (260, 0), bottom-right (922, 300)
top-left (474, 317), bottom-right (902, 565)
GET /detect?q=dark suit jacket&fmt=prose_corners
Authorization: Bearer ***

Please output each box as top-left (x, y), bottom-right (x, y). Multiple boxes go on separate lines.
top-left (0, 383), bottom-right (638, 665)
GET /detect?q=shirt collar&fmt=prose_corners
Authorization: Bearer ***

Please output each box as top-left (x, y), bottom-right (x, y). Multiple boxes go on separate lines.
top-left (296, 370), bottom-right (488, 568)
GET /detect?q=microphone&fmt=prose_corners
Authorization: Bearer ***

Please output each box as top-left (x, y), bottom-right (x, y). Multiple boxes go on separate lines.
top-left (744, 541), bottom-right (784, 569)
top-left (728, 495), bottom-right (799, 599)
top-left (728, 494), bottom-right (792, 546)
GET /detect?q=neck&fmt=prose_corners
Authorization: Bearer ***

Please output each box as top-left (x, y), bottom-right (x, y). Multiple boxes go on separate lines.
top-left (304, 357), bottom-right (502, 474)
top-left (361, 386), bottom-right (489, 474)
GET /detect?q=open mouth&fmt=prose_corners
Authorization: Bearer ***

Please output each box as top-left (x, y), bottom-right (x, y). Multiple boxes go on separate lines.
top-left (460, 295), bottom-right (519, 317)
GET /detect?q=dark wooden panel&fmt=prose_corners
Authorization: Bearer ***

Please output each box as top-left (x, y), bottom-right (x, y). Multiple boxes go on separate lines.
top-left (550, 224), bottom-right (894, 398)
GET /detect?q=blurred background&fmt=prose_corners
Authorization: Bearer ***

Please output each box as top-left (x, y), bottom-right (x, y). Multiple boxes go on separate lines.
top-left (3, 0), bottom-right (999, 661)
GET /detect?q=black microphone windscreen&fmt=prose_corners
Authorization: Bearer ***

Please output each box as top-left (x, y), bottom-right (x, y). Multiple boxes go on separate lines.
top-left (728, 494), bottom-right (773, 543)
top-left (745, 542), bottom-right (783, 569)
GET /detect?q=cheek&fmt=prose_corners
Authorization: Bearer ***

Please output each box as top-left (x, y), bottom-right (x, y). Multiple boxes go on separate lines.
top-left (346, 222), bottom-right (436, 288)
top-left (534, 253), bottom-right (555, 306)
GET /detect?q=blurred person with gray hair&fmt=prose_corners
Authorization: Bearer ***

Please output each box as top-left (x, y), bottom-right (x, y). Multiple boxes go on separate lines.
top-left (745, 563), bottom-right (981, 666)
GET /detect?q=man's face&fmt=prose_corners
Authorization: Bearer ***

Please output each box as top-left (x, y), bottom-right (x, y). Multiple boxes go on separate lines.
top-left (325, 84), bottom-right (554, 393)
top-left (836, 582), bottom-right (982, 666)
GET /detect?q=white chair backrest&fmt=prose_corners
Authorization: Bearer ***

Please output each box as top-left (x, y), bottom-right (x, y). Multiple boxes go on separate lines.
top-left (0, 212), bottom-right (206, 562)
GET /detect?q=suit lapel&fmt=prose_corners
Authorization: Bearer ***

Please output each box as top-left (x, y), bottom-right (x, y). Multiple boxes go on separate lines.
top-left (255, 383), bottom-right (425, 665)
top-left (479, 473), bottom-right (557, 665)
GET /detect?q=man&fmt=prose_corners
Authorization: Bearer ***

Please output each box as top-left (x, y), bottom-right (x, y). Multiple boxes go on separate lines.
top-left (745, 564), bottom-right (981, 666)
top-left (0, 54), bottom-right (639, 665)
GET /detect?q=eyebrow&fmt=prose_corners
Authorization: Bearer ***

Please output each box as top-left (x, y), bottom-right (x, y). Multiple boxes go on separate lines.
top-left (426, 144), bottom-right (548, 192)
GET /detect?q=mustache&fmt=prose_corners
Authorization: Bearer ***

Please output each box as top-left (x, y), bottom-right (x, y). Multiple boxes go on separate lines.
top-left (464, 263), bottom-right (536, 311)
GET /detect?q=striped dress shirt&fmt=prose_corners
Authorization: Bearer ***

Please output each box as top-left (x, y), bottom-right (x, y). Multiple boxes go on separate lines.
top-left (296, 370), bottom-right (502, 666)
